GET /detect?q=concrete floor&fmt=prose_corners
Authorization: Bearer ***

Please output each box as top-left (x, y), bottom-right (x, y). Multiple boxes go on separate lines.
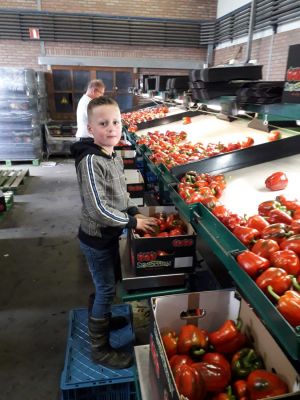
top-left (0, 159), bottom-right (94, 400)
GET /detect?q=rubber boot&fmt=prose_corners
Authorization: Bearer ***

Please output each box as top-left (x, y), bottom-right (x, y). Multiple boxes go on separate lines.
top-left (88, 293), bottom-right (128, 330)
top-left (88, 316), bottom-right (133, 369)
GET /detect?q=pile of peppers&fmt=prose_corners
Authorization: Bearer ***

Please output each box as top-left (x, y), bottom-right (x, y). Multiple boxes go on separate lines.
top-left (235, 195), bottom-right (300, 329)
top-left (178, 172), bottom-right (300, 330)
top-left (161, 319), bottom-right (289, 400)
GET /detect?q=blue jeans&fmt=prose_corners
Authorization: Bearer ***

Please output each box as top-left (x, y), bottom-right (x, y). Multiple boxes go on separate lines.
top-left (79, 240), bottom-right (120, 318)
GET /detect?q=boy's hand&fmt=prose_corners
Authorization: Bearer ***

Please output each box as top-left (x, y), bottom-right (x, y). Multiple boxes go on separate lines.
top-left (136, 215), bottom-right (158, 233)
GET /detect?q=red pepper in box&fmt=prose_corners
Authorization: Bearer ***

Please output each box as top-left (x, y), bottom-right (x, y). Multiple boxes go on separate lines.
top-left (209, 319), bottom-right (247, 354)
top-left (231, 348), bottom-right (264, 379)
top-left (233, 379), bottom-right (248, 400)
top-left (161, 329), bottom-right (178, 359)
top-left (192, 352), bottom-right (231, 392)
top-left (177, 324), bottom-right (209, 359)
top-left (246, 369), bottom-right (288, 400)
top-left (173, 364), bottom-right (206, 400)
top-left (255, 267), bottom-right (292, 297)
top-left (236, 251), bottom-right (270, 279)
top-left (268, 288), bottom-right (300, 327)
top-left (169, 354), bottom-right (193, 374)
top-left (192, 362), bottom-right (230, 393)
top-left (211, 386), bottom-right (236, 400)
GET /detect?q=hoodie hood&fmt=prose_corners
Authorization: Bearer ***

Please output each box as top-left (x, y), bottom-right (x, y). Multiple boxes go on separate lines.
top-left (71, 141), bottom-right (115, 168)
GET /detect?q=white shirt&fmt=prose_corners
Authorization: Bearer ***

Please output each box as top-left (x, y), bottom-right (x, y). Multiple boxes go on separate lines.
top-left (76, 94), bottom-right (93, 139)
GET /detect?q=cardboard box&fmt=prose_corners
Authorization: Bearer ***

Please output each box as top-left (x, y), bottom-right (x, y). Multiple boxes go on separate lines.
top-left (149, 290), bottom-right (300, 400)
top-left (124, 169), bottom-right (144, 207)
top-left (130, 206), bottom-right (196, 276)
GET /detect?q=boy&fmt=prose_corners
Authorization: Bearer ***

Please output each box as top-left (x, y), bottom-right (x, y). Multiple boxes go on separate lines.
top-left (71, 97), bottom-right (157, 369)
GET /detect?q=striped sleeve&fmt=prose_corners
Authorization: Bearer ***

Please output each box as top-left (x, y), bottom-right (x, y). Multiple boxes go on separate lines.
top-left (82, 154), bottom-right (130, 227)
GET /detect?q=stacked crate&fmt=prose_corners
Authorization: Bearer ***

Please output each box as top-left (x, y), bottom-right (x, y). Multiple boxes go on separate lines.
top-left (60, 304), bottom-right (136, 400)
top-left (0, 68), bottom-right (42, 161)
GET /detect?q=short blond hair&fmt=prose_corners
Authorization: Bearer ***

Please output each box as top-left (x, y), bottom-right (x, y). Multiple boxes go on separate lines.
top-left (87, 96), bottom-right (119, 120)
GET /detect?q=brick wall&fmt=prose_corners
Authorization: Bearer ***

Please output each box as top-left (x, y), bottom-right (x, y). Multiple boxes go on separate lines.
top-left (0, 40), bottom-right (42, 70)
top-left (0, 1), bottom-right (212, 71)
top-left (0, 0), bottom-right (216, 20)
top-left (0, 40), bottom-right (205, 70)
top-left (214, 28), bottom-right (300, 81)
top-left (0, 1), bottom-right (36, 9)
top-left (45, 41), bottom-right (206, 61)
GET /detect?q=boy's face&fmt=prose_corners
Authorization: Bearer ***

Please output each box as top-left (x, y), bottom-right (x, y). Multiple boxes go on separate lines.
top-left (88, 104), bottom-right (122, 153)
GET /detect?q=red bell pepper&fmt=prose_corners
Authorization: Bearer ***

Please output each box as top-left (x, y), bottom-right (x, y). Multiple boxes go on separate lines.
top-left (258, 200), bottom-right (282, 217)
top-left (169, 354), bottom-right (193, 374)
top-left (224, 214), bottom-right (246, 231)
top-left (276, 195), bottom-right (300, 212)
top-left (250, 239), bottom-right (280, 259)
top-left (177, 324), bottom-right (209, 359)
top-left (231, 348), bottom-right (264, 379)
top-left (291, 219), bottom-right (300, 234)
top-left (233, 379), bottom-right (248, 400)
top-left (201, 352), bottom-right (232, 389)
top-left (267, 208), bottom-right (293, 225)
top-left (212, 386), bottom-right (237, 400)
top-left (233, 226), bottom-right (260, 247)
top-left (192, 359), bottom-right (231, 393)
top-left (265, 171), bottom-right (288, 191)
top-left (268, 288), bottom-right (300, 327)
top-left (173, 364), bottom-right (206, 400)
top-left (269, 250), bottom-right (300, 275)
top-left (293, 208), bottom-right (300, 220)
top-left (246, 215), bottom-right (269, 232)
top-left (261, 223), bottom-right (292, 242)
top-left (212, 205), bottom-right (230, 223)
top-left (209, 319), bottom-right (247, 354)
top-left (255, 267), bottom-right (291, 297)
top-left (162, 330), bottom-right (178, 359)
top-left (236, 251), bottom-right (270, 278)
top-left (280, 234), bottom-right (300, 255)
top-left (246, 369), bottom-right (288, 400)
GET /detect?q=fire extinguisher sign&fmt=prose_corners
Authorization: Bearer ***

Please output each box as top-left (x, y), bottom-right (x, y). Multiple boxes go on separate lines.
top-left (29, 27), bottom-right (40, 40)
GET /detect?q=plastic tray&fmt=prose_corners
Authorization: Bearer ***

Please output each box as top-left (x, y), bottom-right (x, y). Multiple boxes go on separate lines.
top-left (61, 305), bottom-right (135, 400)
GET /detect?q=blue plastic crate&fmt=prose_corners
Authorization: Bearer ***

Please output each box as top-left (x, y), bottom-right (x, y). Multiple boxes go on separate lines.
top-left (61, 305), bottom-right (136, 400)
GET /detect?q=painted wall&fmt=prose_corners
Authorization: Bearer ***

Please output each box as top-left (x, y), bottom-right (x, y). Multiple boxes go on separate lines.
top-left (217, 0), bottom-right (250, 18)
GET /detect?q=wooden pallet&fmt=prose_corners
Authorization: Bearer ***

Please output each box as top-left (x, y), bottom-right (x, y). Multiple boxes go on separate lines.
top-left (0, 169), bottom-right (30, 192)
top-left (2, 159), bottom-right (40, 167)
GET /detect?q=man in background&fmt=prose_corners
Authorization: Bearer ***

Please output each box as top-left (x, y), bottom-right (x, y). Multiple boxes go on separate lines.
top-left (76, 79), bottom-right (105, 142)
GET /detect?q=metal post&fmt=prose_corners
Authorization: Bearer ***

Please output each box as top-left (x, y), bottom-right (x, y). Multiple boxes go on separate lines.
top-left (245, 0), bottom-right (257, 64)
